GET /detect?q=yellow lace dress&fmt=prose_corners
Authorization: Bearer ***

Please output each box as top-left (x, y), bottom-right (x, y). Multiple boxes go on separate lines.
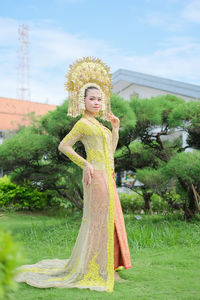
top-left (15, 113), bottom-right (132, 293)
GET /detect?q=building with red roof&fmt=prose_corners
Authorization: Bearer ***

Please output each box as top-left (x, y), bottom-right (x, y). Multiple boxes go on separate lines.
top-left (0, 97), bottom-right (57, 132)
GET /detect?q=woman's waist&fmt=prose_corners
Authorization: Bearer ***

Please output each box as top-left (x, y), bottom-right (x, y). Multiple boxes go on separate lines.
top-left (86, 149), bottom-right (113, 162)
top-left (85, 160), bottom-right (114, 173)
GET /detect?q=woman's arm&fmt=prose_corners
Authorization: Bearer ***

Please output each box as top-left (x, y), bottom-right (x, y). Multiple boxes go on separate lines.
top-left (112, 126), bottom-right (119, 154)
top-left (107, 111), bottom-right (120, 154)
top-left (58, 120), bottom-right (87, 169)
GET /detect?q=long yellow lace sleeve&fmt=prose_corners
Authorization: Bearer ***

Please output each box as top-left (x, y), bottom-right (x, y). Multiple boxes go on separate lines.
top-left (58, 120), bottom-right (87, 169)
top-left (112, 126), bottom-right (119, 154)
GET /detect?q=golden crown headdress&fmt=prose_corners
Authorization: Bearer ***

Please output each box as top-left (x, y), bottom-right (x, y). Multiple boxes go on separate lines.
top-left (65, 56), bottom-right (112, 120)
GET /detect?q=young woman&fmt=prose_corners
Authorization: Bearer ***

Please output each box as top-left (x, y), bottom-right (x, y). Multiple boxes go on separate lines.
top-left (15, 57), bottom-right (132, 293)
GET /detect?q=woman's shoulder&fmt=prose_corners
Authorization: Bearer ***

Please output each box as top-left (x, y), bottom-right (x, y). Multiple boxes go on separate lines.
top-left (76, 117), bottom-right (91, 128)
top-left (75, 116), bottom-right (112, 137)
top-left (72, 117), bottom-right (88, 127)
top-left (73, 117), bottom-right (94, 135)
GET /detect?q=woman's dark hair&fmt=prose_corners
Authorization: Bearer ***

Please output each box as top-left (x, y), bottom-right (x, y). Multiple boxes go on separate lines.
top-left (84, 86), bottom-right (99, 98)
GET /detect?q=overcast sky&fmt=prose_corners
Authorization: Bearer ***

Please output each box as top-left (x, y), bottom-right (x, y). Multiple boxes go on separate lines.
top-left (0, 0), bottom-right (200, 105)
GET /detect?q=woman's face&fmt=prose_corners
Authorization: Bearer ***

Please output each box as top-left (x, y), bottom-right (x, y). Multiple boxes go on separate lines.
top-left (84, 88), bottom-right (102, 115)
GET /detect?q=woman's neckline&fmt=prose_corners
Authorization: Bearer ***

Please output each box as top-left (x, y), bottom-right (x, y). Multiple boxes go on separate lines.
top-left (82, 113), bottom-right (102, 126)
top-left (82, 113), bottom-right (111, 134)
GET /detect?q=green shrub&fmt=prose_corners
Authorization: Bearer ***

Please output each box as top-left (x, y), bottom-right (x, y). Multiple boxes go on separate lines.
top-left (0, 228), bottom-right (24, 300)
top-left (119, 191), bottom-right (144, 213)
top-left (119, 191), bottom-right (172, 213)
top-left (0, 175), bottom-right (47, 210)
top-left (150, 193), bottom-right (170, 212)
top-left (49, 194), bottom-right (74, 209)
top-left (163, 190), bottom-right (183, 211)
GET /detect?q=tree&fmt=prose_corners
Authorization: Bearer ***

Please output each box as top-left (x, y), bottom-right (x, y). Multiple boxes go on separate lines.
top-left (115, 94), bottom-right (200, 219)
top-left (0, 95), bottom-right (134, 210)
top-left (1, 93), bottom-right (199, 219)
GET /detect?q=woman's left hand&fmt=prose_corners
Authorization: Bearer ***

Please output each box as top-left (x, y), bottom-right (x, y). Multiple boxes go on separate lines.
top-left (107, 111), bottom-right (120, 129)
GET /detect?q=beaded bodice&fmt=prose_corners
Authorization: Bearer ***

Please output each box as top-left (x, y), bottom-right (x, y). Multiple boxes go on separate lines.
top-left (59, 113), bottom-right (119, 172)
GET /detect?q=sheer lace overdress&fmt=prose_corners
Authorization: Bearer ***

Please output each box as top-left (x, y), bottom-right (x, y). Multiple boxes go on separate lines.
top-left (15, 114), bottom-right (132, 292)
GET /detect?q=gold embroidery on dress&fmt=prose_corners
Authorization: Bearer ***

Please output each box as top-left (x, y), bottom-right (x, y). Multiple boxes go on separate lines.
top-left (65, 152), bottom-right (85, 169)
top-left (87, 149), bottom-right (105, 163)
top-left (103, 129), bottom-right (114, 292)
top-left (77, 253), bottom-right (106, 287)
top-left (62, 119), bottom-right (93, 141)
top-left (58, 114), bottom-right (116, 292)
top-left (81, 114), bottom-right (115, 292)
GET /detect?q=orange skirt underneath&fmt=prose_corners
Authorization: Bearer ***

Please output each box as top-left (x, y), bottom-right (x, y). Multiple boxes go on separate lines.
top-left (112, 173), bottom-right (132, 270)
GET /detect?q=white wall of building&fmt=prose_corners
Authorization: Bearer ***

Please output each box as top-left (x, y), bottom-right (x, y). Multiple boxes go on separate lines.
top-left (112, 80), bottom-right (195, 102)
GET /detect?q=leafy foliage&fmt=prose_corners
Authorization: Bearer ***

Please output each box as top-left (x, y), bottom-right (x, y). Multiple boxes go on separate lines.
top-left (0, 176), bottom-right (47, 210)
top-left (150, 193), bottom-right (170, 212)
top-left (116, 94), bottom-right (200, 219)
top-left (119, 191), bottom-right (144, 213)
top-left (0, 229), bottom-right (24, 300)
top-left (164, 151), bottom-right (200, 186)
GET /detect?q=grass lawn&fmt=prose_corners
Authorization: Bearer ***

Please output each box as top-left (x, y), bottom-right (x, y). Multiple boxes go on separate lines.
top-left (1, 211), bottom-right (200, 300)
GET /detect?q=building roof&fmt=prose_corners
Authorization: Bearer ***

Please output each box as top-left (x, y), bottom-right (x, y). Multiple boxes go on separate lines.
top-left (113, 69), bottom-right (200, 99)
top-left (0, 97), bottom-right (57, 131)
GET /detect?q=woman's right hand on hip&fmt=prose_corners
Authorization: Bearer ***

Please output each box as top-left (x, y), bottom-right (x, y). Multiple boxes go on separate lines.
top-left (83, 162), bottom-right (94, 185)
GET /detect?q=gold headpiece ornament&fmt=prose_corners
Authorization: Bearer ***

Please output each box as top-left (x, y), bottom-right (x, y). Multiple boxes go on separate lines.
top-left (65, 56), bottom-right (112, 120)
